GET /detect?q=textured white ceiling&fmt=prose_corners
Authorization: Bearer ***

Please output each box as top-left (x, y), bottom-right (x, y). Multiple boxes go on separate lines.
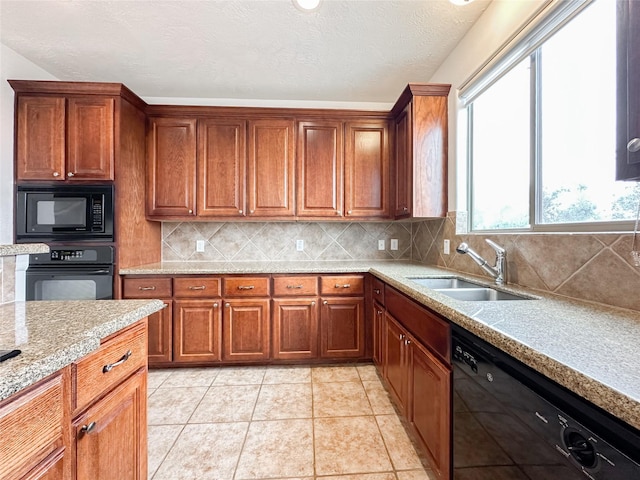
top-left (0, 0), bottom-right (490, 105)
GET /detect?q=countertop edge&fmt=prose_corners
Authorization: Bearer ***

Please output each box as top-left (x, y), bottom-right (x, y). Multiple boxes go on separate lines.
top-left (0, 243), bottom-right (49, 257)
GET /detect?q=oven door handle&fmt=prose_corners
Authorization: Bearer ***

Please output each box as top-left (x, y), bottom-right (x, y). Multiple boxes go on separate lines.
top-left (27, 267), bottom-right (113, 275)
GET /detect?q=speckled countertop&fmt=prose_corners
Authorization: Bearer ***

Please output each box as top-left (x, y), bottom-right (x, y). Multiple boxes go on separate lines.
top-left (0, 299), bottom-right (165, 401)
top-left (0, 243), bottom-right (49, 257)
top-left (122, 260), bottom-right (640, 431)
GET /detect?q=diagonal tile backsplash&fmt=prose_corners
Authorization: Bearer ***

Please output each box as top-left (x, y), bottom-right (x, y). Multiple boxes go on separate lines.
top-left (162, 215), bottom-right (640, 311)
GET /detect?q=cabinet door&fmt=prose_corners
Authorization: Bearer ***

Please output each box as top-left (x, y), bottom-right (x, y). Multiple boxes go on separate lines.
top-left (66, 96), bottom-right (115, 181)
top-left (75, 369), bottom-right (147, 480)
top-left (247, 119), bottom-right (295, 217)
top-left (372, 301), bottom-right (385, 367)
top-left (320, 296), bottom-right (365, 358)
top-left (344, 120), bottom-right (390, 218)
top-left (272, 298), bottom-right (319, 360)
top-left (15, 96), bottom-right (66, 181)
top-left (21, 450), bottom-right (65, 480)
top-left (197, 118), bottom-right (247, 216)
top-left (394, 102), bottom-right (412, 217)
top-left (223, 298), bottom-right (271, 361)
top-left (383, 313), bottom-right (407, 411)
top-left (173, 300), bottom-right (222, 363)
top-left (147, 300), bottom-right (172, 365)
top-left (409, 340), bottom-right (451, 480)
top-left (147, 117), bottom-right (197, 217)
top-left (617, 0), bottom-right (640, 180)
top-left (296, 120), bottom-right (344, 217)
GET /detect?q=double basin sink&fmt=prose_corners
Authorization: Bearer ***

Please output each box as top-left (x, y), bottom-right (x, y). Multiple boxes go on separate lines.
top-left (408, 277), bottom-right (533, 302)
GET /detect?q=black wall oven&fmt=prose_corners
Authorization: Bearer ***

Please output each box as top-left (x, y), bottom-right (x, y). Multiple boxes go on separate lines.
top-left (16, 185), bottom-right (114, 243)
top-left (452, 325), bottom-right (640, 479)
top-left (26, 246), bottom-right (114, 301)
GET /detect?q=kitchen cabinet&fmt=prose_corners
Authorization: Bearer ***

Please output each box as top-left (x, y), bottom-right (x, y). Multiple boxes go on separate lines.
top-left (122, 277), bottom-right (173, 365)
top-left (272, 275), bottom-right (320, 360)
top-left (390, 84), bottom-right (450, 218)
top-left (375, 282), bottom-right (451, 480)
top-left (297, 120), bottom-right (344, 217)
top-left (616, 0), bottom-right (640, 180)
top-left (197, 118), bottom-right (247, 217)
top-left (222, 276), bottom-right (271, 361)
top-left (319, 275), bottom-right (365, 358)
top-left (371, 276), bottom-right (385, 367)
top-left (0, 369), bottom-right (70, 480)
top-left (297, 119), bottom-right (390, 219)
top-left (146, 117), bottom-right (197, 217)
top-left (14, 95), bottom-right (114, 181)
top-left (344, 120), bottom-right (390, 218)
top-left (247, 119), bottom-right (296, 217)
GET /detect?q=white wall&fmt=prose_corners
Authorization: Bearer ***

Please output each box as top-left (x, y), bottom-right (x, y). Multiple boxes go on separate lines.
top-left (428, 0), bottom-right (550, 211)
top-left (0, 44), bottom-right (57, 244)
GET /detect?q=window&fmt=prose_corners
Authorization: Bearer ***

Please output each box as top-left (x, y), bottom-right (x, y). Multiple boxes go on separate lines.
top-left (465, 0), bottom-right (638, 232)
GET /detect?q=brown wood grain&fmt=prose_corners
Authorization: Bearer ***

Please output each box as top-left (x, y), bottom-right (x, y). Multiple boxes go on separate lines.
top-left (147, 301), bottom-right (173, 365)
top-left (223, 276), bottom-right (271, 297)
top-left (223, 298), bottom-right (271, 361)
top-left (122, 277), bottom-right (172, 298)
top-left (173, 300), bottom-right (222, 363)
top-left (319, 296), bottom-right (365, 358)
top-left (174, 277), bottom-right (221, 298)
top-left (273, 275), bottom-right (318, 296)
top-left (272, 298), bottom-right (319, 360)
top-left (320, 275), bottom-right (365, 295)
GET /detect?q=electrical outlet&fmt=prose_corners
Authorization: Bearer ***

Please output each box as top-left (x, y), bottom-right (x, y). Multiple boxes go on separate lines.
top-left (378, 239), bottom-right (385, 250)
top-left (296, 239), bottom-right (304, 251)
top-left (196, 240), bottom-right (205, 252)
top-left (444, 239), bottom-right (450, 255)
top-left (390, 239), bottom-right (398, 251)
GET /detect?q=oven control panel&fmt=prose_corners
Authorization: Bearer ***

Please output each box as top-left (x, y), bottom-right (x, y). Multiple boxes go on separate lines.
top-left (29, 246), bottom-right (113, 265)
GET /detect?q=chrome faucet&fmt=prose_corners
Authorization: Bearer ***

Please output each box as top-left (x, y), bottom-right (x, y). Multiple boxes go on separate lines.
top-left (456, 239), bottom-right (506, 285)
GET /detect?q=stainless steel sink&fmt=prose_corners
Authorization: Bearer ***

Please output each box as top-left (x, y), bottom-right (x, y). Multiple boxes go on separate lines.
top-left (408, 277), bottom-right (482, 289)
top-left (435, 287), bottom-right (529, 301)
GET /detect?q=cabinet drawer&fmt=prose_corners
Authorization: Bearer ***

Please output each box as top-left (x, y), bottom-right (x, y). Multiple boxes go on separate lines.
top-left (273, 276), bottom-right (318, 296)
top-left (74, 320), bottom-right (147, 412)
top-left (223, 276), bottom-right (270, 297)
top-left (123, 277), bottom-right (172, 298)
top-left (372, 276), bottom-right (385, 304)
top-left (174, 277), bottom-right (221, 298)
top-left (320, 275), bottom-right (364, 295)
top-left (0, 370), bottom-right (66, 480)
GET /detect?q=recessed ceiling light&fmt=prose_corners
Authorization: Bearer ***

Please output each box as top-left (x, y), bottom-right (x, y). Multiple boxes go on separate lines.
top-left (293, 0), bottom-right (321, 12)
top-left (449, 0), bottom-right (475, 5)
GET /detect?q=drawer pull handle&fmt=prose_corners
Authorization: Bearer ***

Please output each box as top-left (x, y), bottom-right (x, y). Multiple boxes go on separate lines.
top-left (237, 285), bottom-right (255, 290)
top-left (286, 285), bottom-right (304, 289)
top-left (334, 283), bottom-right (351, 289)
top-left (323, 300), bottom-right (328, 305)
top-left (374, 289), bottom-right (381, 294)
top-left (103, 350), bottom-right (132, 373)
top-left (138, 286), bottom-right (156, 291)
top-left (188, 285), bottom-right (206, 290)
top-left (80, 421), bottom-right (97, 434)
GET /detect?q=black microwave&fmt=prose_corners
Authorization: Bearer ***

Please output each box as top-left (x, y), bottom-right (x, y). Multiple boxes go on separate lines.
top-left (16, 185), bottom-right (114, 243)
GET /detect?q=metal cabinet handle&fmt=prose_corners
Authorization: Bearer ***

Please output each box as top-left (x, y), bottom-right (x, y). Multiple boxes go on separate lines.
top-left (138, 286), bottom-right (156, 291)
top-left (239, 209), bottom-right (243, 214)
top-left (213, 302), bottom-right (219, 308)
top-left (80, 422), bottom-right (97, 434)
top-left (399, 333), bottom-right (405, 340)
top-left (628, 138), bottom-right (640, 153)
top-left (334, 284), bottom-right (351, 289)
top-left (188, 285), bottom-right (206, 290)
top-left (188, 209), bottom-right (193, 214)
top-left (225, 303), bottom-right (230, 307)
top-left (67, 172), bottom-right (75, 177)
top-left (53, 171), bottom-right (60, 177)
top-left (311, 301), bottom-right (316, 306)
top-left (103, 350), bottom-right (132, 373)
top-left (377, 310), bottom-right (383, 315)
top-left (323, 300), bottom-right (328, 305)
top-left (374, 289), bottom-right (381, 294)
top-left (237, 285), bottom-right (255, 290)
top-left (286, 285), bottom-right (304, 289)
top-left (403, 207), bottom-right (408, 212)
top-left (250, 209), bottom-right (255, 214)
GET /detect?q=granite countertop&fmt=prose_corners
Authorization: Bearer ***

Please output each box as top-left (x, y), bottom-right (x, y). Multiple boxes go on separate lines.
top-left (0, 299), bottom-right (165, 401)
top-left (0, 243), bottom-right (49, 257)
top-left (122, 260), bottom-right (640, 431)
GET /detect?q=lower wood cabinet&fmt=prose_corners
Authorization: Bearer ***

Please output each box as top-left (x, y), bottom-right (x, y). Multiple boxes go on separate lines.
top-left (383, 313), bottom-right (408, 412)
top-left (272, 298), bottom-right (319, 360)
top-left (223, 298), bottom-right (271, 362)
top-left (173, 299), bottom-right (222, 363)
top-left (320, 296), bottom-right (365, 358)
top-left (147, 300), bottom-right (172, 364)
top-left (74, 368), bottom-right (147, 480)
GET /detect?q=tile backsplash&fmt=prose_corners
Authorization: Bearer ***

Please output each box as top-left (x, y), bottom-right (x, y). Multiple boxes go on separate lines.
top-left (163, 216), bottom-right (640, 311)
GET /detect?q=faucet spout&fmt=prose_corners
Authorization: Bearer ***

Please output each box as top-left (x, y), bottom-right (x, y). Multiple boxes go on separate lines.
top-left (456, 240), bottom-right (506, 285)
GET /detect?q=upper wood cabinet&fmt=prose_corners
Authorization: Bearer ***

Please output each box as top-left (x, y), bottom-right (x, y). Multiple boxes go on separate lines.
top-left (15, 95), bottom-right (115, 181)
top-left (146, 117), bottom-right (197, 217)
top-left (391, 84), bottom-right (450, 219)
top-left (297, 120), bottom-right (344, 218)
top-left (345, 120), bottom-right (390, 218)
top-left (297, 118), bottom-right (390, 219)
top-left (198, 118), bottom-right (247, 217)
top-left (616, 0), bottom-right (640, 180)
top-left (247, 119), bottom-right (296, 217)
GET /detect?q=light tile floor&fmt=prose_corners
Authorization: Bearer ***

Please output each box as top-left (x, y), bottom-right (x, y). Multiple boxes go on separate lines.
top-left (147, 364), bottom-right (437, 480)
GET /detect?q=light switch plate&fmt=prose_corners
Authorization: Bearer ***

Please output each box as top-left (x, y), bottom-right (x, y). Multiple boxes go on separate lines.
top-left (378, 239), bottom-right (385, 250)
top-left (390, 239), bottom-right (398, 250)
top-left (196, 240), bottom-right (205, 252)
top-left (296, 239), bottom-right (304, 251)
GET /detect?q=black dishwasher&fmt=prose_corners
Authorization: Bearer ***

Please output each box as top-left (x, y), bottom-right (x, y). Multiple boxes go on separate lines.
top-left (452, 325), bottom-right (640, 480)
